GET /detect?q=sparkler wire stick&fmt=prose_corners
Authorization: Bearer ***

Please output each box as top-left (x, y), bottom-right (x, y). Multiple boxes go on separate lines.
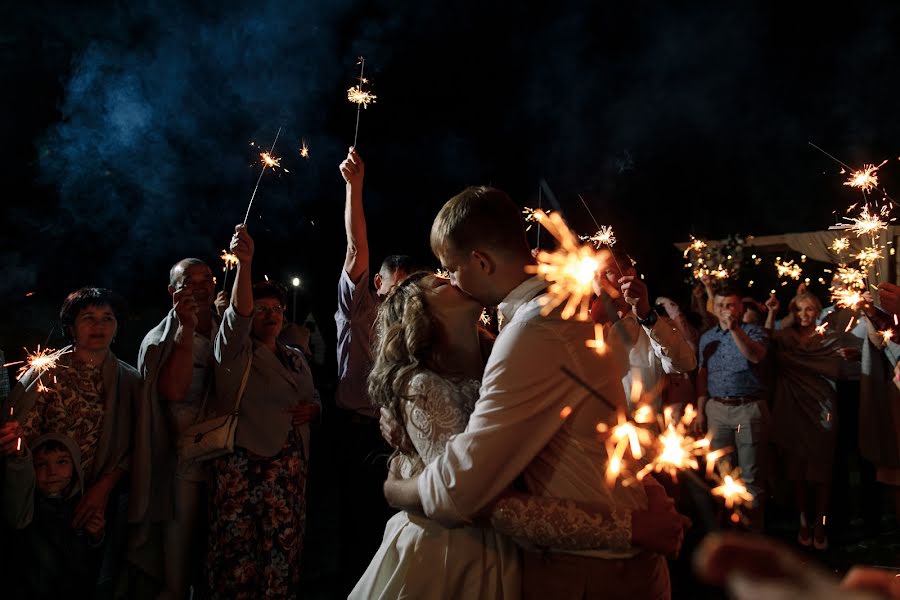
top-left (537, 186), bottom-right (542, 251)
top-left (353, 58), bottom-right (365, 148)
top-left (242, 126), bottom-right (282, 226)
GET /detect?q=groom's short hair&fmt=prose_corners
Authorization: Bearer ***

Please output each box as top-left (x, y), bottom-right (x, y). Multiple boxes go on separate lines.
top-left (431, 186), bottom-right (530, 258)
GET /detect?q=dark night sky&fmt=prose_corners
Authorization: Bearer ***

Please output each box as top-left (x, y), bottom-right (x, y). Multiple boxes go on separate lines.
top-left (3, 0), bottom-right (900, 363)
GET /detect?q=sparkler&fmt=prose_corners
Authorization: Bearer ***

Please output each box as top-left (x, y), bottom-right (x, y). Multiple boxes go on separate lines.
top-left (582, 225), bottom-right (617, 250)
top-left (855, 246), bottom-right (882, 267)
top-left (3, 345), bottom-right (73, 381)
top-left (831, 237), bottom-right (850, 253)
top-left (844, 160), bottom-right (888, 193)
top-left (775, 257), bottom-right (802, 280)
top-left (479, 308), bottom-right (491, 327)
top-left (710, 465), bottom-right (754, 511)
top-left (219, 249), bottom-right (240, 291)
top-left (522, 206), bottom-right (551, 231)
top-left (683, 237), bottom-right (707, 258)
top-left (880, 329), bottom-right (894, 346)
top-left (525, 210), bottom-right (609, 321)
top-left (831, 204), bottom-right (890, 238)
top-left (299, 139), bottom-right (310, 159)
top-left (348, 57), bottom-right (376, 147)
top-left (242, 126), bottom-right (282, 226)
top-left (832, 287), bottom-right (863, 310)
top-left (634, 405), bottom-right (715, 482)
top-left (815, 323), bottom-right (828, 336)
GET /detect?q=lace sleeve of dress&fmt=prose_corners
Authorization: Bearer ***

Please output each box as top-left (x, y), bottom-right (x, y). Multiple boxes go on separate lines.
top-left (402, 371), bottom-right (468, 466)
top-left (490, 493), bottom-right (632, 553)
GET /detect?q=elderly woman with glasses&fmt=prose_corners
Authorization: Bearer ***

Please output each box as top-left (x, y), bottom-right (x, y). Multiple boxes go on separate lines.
top-left (205, 225), bottom-right (320, 600)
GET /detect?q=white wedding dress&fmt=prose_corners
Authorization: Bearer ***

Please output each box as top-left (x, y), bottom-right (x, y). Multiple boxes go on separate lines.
top-left (349, 369), bottom-right (634, 599)
top-left (349, 370), bottom-right (521, 599)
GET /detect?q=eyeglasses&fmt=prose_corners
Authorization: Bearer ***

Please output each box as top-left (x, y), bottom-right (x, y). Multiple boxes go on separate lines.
top-left (254, 305), bottom-right (285, 315)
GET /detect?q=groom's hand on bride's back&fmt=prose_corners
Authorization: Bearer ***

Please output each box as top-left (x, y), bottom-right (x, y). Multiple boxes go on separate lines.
top-left (380, 407), bottom-right (414, 454)
top-left (631, 485), bottom-right (691, 558)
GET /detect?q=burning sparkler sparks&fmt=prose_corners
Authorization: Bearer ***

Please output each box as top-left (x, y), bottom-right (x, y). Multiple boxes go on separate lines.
top-left (835, 265), bottom-right (866, 289)
top-left (3, 345), bottom-right (73, 382)
top-left (479, 308), bottom-right (491, 327)
top-left (220, 250), bottom-right (239, 271)
top-left (880, 329), bottom-right (894, 346)
top-left (710, 466), bottom-right (755, 511)
top-left (683, 237), bottom-right (707, 258)
top-left (855, 246), bottom-right (882, 267)
top-left (522, 206), bottom-right (551, 231)
top-left (843, 160), bottom-right (888, 193)
top-left (775, 257), bottom-right (803, 280)
top-left (831, 237), bottom-right (850, 253)
top-left (582, 225), bottom-right (617, 250)
top-left (634, 406), bottom-right (714, 482)
top-left (242, 127), bottom-right (283, 225)
top-left (525, 210), bottom-right (609, 321)
top-left (832, 287), bottom-right (864, 310)
top-left (299, 140), bottom-right (310, 159)
top-left (832, 204), bottom-right (891, 238)
top-left (348, 57), bottom-right (376, 147)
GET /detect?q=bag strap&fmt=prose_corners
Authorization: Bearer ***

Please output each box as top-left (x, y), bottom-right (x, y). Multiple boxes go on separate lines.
top-left (195, 352), bottom-right (252, 421)
top-left (231, 353), bottom-right (253, 413)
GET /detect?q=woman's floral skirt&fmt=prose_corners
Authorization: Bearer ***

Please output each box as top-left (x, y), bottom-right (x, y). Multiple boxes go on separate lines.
top-left (207, 428), bottom-right (308, 600)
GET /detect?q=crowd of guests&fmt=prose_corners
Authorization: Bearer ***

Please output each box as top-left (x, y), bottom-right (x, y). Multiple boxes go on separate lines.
top-left (0, 147), bottom-right (897, 600)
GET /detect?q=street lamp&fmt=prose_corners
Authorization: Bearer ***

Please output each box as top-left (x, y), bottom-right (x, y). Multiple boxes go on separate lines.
top-left (291, 277), bottom-right (301, 322)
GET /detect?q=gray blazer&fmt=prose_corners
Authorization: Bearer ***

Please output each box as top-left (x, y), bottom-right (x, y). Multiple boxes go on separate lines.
top-left (212, 305), bottom-right (319, 457)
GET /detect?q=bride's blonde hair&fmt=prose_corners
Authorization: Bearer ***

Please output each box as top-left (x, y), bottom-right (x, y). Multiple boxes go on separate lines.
top-left (368, 271), bottom-right (493, 429)
top-left (368, 272), bottom-right (438, 424)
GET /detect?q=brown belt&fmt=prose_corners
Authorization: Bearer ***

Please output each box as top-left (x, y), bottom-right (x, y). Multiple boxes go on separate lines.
top-left (712, 396), bottom-right (760, 406)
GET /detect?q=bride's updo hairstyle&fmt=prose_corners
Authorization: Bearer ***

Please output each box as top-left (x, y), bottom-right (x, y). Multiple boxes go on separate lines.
top-left (368, 271), bottom-right (439, 421)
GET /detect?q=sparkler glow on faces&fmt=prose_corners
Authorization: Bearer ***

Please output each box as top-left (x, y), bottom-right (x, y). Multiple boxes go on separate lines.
top-left (525, 210), bottom-right (609, 321)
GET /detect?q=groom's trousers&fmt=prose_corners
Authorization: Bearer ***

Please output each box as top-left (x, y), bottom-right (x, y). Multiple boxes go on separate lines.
top-left (523, 549), bottom-right (670, 600)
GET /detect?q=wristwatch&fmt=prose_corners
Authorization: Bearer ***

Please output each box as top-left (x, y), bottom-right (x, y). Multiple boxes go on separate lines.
top-left (637, 310), bottom-right (658, 328)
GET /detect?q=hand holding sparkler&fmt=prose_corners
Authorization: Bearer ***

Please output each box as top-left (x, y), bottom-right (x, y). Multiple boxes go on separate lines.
top-left (619, 275), bottom-right (653, 320)
top-left (229, 224), bottom-right (255, 266)
top-left (339, 147), bottom-right (365, 187)
top-left (764, 294), bottom-right (779, 314)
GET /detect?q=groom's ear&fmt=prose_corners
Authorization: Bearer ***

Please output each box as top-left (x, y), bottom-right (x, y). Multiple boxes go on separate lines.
top-left (471, 250), bottom-right (496, 275)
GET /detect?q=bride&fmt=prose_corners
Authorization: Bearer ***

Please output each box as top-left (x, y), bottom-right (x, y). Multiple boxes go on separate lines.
top-left (350, 272), bottom-right (651, 599)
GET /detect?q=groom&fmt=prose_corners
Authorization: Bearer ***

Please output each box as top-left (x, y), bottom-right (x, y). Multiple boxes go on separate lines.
top-left (383, 186), bottom-right (689, 599)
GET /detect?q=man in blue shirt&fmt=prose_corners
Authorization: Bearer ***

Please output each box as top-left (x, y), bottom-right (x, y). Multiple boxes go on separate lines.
top-left (696, 286), bottom-right (770, 527)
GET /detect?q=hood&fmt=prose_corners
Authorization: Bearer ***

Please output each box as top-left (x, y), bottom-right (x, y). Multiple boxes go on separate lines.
top-left (31, 433), bottom-right (84, 500)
